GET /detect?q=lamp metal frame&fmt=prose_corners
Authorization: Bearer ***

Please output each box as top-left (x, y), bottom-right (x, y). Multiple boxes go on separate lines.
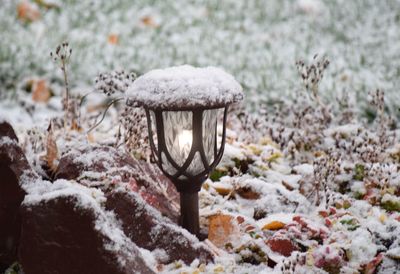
top-left (144, 105), bottom-right (229, 236)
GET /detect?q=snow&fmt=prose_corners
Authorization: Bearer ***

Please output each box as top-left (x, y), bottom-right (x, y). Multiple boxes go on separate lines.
top-left (382, 193), bottom-right (400, 204)
top-left (293, 164), bottom-right (314, 175)
top-left (126, 65), bottom-right (243, 109)
top-left (387, 247), bottom-right (400, 260)
top-left (0, 136), bottom-right (17, 147)
top-left (350, 181), bottom-right (366, 196)
top-left (347, 229), bottom-right (377, 264)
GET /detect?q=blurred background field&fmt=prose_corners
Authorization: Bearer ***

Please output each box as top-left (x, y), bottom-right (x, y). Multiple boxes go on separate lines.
top-left (1, 0), bottom-right (400, 114)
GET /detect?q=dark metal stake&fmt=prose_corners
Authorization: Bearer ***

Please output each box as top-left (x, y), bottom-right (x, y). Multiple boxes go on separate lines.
top-left (179, 192), bottom-right (199, 236)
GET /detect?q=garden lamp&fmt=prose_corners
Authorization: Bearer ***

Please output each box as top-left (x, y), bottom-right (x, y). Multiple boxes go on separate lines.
top-left (126, 65), bottom-right (243, 236)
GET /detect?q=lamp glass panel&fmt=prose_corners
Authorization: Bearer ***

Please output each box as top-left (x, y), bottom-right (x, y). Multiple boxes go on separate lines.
top-left (149, 110), bottom-right (158, 157)
top-left (161, 109), bottom-right (219, 178)
top-left (202, 109), bottom-right (219, 164)
top-left (162, 111), bottom-right (193, 176)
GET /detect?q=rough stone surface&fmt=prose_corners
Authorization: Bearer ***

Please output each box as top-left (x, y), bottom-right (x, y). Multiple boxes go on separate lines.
top-left (0, 122), bottom-right (34, 271)
top-left (0, 121), bottom-right (19, 142)
top-left (0, 122), bottom-right (210, 273)
top-left (55, 145), bottom-right (179, 222)
top-left (106, 189), bottom-right (214, 265)
top-left (19, 195), bottom-right (155, 274)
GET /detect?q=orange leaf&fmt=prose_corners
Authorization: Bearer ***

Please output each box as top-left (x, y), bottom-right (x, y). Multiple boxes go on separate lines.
top-left (262, 221), bottom-right (285, 231)
top-left (236, 186), bottom-right (260, 200)
top-left (141, 16), bottom-right (158, 28)
top-left (107, 34), bottom-right (119, 45)
top-left (208, 214), bottom-right (239, 248)
top-left (32, 79), bottom-right (51, 103)
top-left (213, 183), bottom-right (232, 196)
top-left (17, 1), bottom-right (40, 23)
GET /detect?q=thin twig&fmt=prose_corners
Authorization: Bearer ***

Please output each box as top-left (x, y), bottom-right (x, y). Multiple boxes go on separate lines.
top-left (86, 97), bottom-right (124, 134)
top-left (61, 58), bottom-right (69, 128)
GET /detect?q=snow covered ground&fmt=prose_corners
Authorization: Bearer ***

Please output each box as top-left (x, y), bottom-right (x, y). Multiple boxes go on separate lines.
top-left (1, 0), bottom-right (400, 273)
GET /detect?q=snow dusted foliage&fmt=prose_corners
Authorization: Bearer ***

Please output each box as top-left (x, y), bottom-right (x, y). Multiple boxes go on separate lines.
top-left (126, 65), bottom-right (243, 109)
top-left (95, 70), bottom-right (136, 96)
top-left (1, 0), bottom-right (400, 273)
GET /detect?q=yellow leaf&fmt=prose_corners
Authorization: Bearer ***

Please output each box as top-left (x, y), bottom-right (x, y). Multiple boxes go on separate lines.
top-left (246, 144), bottom-right (262, 156)
top-left (213, 265), bottom-right (224, 273)
top-left (379, 213), bottom-right (387, 223)
top-left (264, 152), bottom-right (282, 162)
top-left (212, 183), bottom-right (233, 196)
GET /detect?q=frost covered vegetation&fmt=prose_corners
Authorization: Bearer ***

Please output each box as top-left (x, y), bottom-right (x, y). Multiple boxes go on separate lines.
top-left (1, 0), bottom-right (400, 274)
top-left (2, 0), bottom-right (400, 113)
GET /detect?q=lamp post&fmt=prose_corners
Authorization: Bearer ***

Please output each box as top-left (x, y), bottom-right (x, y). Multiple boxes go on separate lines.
top-left (126, 65), bottom-right (243, 236)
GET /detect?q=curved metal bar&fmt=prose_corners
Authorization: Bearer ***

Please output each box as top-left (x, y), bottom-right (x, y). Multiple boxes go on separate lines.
top-left (145, 108), bottom-right (159, 162)
top-left (194, 110), bottom-right (211, 171)
top-left (174, 107), bottom-right (228, 185)
top-left (173, 110), bottom-right (201, 178)
top-left (208, 106), bottom-right (229, 170)
top-left (213, 115), bottom-right (218, 160)
top-left (155, 110), bottom-right (184, 173)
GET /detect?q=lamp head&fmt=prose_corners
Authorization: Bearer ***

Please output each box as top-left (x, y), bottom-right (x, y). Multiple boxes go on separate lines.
top-left (126, 65), bottom-right (243, 193)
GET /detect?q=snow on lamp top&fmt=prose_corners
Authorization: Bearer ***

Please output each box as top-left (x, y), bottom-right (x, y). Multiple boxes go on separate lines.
top-left (126, 65), bottom-right (243, 110)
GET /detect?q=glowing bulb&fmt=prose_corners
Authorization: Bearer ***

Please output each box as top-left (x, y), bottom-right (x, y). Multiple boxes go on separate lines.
top-left (178, 130), bottom-right (193, 151)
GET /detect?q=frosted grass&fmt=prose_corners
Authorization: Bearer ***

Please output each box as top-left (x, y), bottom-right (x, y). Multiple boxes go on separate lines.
top-left (1, 0), bottom-right (399, 114)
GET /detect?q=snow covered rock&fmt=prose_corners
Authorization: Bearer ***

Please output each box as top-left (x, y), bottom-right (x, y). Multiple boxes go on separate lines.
top-left (105, 188), bottom-right (214, 265)
top-left (0, 121), bottom-right (19, 142)
top-left (55, 145), bottom-right (179, 222)
top-left (126, 65), bottom-right (243, 109)
top-left (0, 121), bottom-right (36, 271)
top-left (20, 181), bottom-right (155, 274)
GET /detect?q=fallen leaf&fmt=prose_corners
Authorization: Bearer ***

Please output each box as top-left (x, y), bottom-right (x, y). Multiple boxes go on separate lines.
top-left (17, 1), bottom-right (40, 23)
top-left (141, 15), bottom-right (158, 27)
top-left (262, 221), bottom-right (285, 231)
top-left (282, 180), bottom-right (294, 191)
top-left (212, 183), bottom-right (233, 196)
top-left (107, 33), bottom-right (119, 45)
top-left (363, 253), bottom-right (384, 274)
top-left (87, 133), bottom-right (95, 143)
top-left (236, 216), bottom-right (245, 224)
top-left (318, 210), bottom-right (329, 218)
top-left (208, 214), bottom-right (239, 248)
top-left (267, 235), bottom-right (298, 257)
top-left (32, 79), bottom-right (51, 103)
top-left (236, 186), bottom-right (260, 200)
